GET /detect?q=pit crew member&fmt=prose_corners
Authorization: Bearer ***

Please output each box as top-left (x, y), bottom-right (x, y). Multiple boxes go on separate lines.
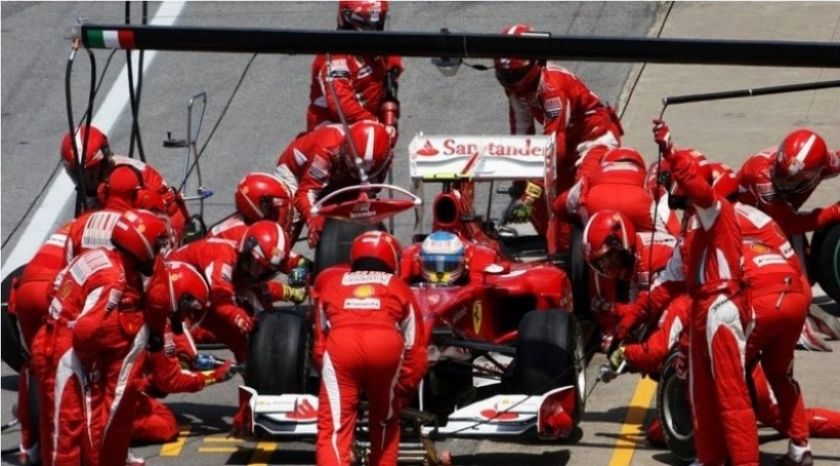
top-left (736, 128), bottom-right (840, 237)
top-left (312, 231), bottom-right (426, 466)
top-left (306, 0), bottom-right (402, 141)
top-left (496, 23), bottom-right (623, 250)
top-left (274, 120), bottom-right (393, 246)
top-left (60, 125), bottom-right (189, 239)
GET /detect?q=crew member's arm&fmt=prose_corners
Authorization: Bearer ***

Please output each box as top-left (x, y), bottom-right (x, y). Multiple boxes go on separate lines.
top-left (395, 283), bottom-right (428, 398)
top-left (319, 54), bottom-right (377, 123)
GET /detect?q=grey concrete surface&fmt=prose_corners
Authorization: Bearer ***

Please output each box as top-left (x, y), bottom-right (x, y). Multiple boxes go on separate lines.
top-left (2, 1), bottom-right (839, 466)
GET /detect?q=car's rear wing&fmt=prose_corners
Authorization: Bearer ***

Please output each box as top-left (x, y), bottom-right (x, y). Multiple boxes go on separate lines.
top-left (408, 134), bottom-right (555, 182)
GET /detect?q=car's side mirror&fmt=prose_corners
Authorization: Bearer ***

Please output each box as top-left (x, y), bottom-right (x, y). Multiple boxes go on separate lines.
top-left (483, 263), bottom-right (510, 275)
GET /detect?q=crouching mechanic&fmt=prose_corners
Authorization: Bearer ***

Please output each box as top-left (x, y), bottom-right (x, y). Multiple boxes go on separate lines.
top-left (60, 125), bottom-right (190, 240)
top-left (166, 221), bottom-right (299, 362)
top-left (131, 259), bottom-right (237, 448)
top-left (313, 231), bottom-right (427, 466)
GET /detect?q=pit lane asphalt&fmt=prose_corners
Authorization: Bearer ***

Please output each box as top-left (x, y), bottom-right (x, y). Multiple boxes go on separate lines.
top-left (3, 2), bottom-right (839, 466)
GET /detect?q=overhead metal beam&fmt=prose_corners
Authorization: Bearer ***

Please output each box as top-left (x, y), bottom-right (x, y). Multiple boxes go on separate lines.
top-left (81, 24), bottom-right (840, 67)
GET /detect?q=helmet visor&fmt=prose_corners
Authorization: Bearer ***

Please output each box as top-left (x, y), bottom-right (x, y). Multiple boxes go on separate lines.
top-left (421, 255), bottom-right (464, 286)
top-left (495, 63), bottom-right (533, 88)
top-left (772, 170), bottom-right (821, 195)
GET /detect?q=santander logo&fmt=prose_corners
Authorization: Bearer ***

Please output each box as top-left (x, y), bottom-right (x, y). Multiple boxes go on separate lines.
top-left (417, 140), bottom-right (440, 156)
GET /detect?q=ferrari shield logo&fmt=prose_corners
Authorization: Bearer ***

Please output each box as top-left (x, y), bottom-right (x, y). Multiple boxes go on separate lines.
top-left (472, 301), bottom-right (482, 334)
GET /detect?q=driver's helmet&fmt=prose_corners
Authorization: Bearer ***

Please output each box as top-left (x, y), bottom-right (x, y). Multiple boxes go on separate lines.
top-left (582, 211), bottom-right (636, 278)
top-left (337, 0), bottom-right (388, 31)
top-left (773, 128), bottom-right (829, 195)
top-left (420, 231), bottom-right (466, 286)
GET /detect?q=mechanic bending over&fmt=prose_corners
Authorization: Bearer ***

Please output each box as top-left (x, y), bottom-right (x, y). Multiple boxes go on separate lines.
top-left (312, 231), bottom-right (427, 466)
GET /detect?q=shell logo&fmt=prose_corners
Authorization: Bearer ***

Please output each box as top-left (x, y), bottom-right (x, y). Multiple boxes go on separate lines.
top-left (749, 242), bottom-right (772, 254)
top-left (353, 285), bottom-right (376, 299)
top-left (58, 281), bottom-right (73, 299)
top-left (169, 272), bottom-right (181, 282)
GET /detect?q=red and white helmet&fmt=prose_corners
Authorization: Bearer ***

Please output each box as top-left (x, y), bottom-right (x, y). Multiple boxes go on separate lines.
top-left (234, 172), bottom-right (293, 226)
top-left (601, 147), bottom-right (646, 169)
top-left (60, 125), bottom-right (113, 194)
top-left (350, 230), bottom-right (402, 273)
top-left (494, 24), bottom-right (542, 92)
top-left (337, 0), bottom-right (388, 31)
top-left (346, 121), bottom-right (393, 180)
top-left (112, 209), bottom-right (173, 266)
top-left (774, 128), bottom-right (829, 194)
top-left (60, 125), bottom-right (111, 169)
top-left (238, 220), bottom-right (289, 280)
top-left (582, 211), bottom-right (636, 278)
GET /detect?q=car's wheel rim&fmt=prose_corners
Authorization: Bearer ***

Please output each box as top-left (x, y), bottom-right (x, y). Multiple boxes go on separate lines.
top-left (663, 374), bottom-right (693, 442)
top-left (575, 326), bottom-right (586, 410)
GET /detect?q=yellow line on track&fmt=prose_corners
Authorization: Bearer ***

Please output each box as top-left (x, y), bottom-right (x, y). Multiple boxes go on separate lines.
top-left (608, 377), bottom-right (657, 466)
top-left (160, 425), bottom-right (191, 457)
top-left (203, 436), bottom-right (245, 443)
top-left (198, 446), bottom-right (240, 453)
top-left (248, 441), bottom-right (279, 465)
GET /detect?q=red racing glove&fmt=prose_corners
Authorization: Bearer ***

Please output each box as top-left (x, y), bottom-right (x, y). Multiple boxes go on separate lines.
top-left (307, 215), bottom-right (326, 248)
top-left (652, 119), bottom-right (674, 156)
top-left (201, 360), bottom-right (236, 386)
top-left (614, 302), bottom-right (645, 341)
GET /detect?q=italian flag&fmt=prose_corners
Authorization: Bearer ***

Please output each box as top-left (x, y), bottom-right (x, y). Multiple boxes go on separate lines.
top-left (86, 29), bottom-right (136, 49)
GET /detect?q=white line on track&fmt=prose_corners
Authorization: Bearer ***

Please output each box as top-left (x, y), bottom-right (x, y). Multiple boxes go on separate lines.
top-left (1, 1), bottom-right (186, 280)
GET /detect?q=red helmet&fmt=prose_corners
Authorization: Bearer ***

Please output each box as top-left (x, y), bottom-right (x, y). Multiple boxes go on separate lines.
top-left (165, 260), bottom-right (210, 316)
top-left (60, 125), bottom-right (111, 169)
top-left (494, 24), bottom-right (542, 92)
top-left (601, 147), bottom-right (645, 169)
top-left (774, 128), bottom-right (829, 194)
top-left (346, 121), bottom-right (393, 180)
top-left (234, 172), bottom-right (293, 225)
top-left (337, 0), bottom-right (388, 31)
top-left (707, 162), bottom-right (738, 200)
top-left (60, 125), bottom-right (112, 194)
top-left (238, 220), bottom-right (289, 280)
top-left (350, 230), bottom-right (402, 273)
top-left (582, 211), bottom-right (636, 278)
top-left (112, 209), bottom-right (173, 265)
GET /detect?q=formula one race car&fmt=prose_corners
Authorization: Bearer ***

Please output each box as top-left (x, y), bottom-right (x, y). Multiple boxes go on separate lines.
top-left (239, 134), bottom-right (588, 454)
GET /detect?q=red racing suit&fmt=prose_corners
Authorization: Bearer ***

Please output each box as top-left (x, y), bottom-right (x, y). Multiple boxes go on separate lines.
top-left (306, 54), bottom-right (402, 131)
top-left (275, 124), bottom-right (388, 223)
top-left (110, 155), bottom-right (189, 241)
top-left (736, 147), bottom-right (840, 236)
top-left (166, 238), bottom-right (293, 362)
top-left (30, 248), bottom-right (137, 466)
top-left (554, 159), bottom-right (663, 233)
top-left (8, 221), bottom-right (73, 462)
top-left (313, 267), bottom-right (426, 466)
top-left (506, 63), bottom-right (623, 251)
top-left (741, 242), bottom-right (810, 447)
top-left (666, 148), bottom-right (758, 466)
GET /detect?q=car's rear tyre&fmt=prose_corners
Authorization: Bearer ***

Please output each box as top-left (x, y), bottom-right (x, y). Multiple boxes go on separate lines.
top-left (515, 310), bottom-right (585, 422)
top-left (656, 350), bottom-right (695, 464)
top-left (809, 222), bottom-right (840, 304)
top-left (568, 226), bottom-right (590, 321)
top-left (1, 265), bottom-right (26, 372)
top-left (314, 219), bottom-right (382, 274)
top-left (246, 307), bottom-right (311, 395)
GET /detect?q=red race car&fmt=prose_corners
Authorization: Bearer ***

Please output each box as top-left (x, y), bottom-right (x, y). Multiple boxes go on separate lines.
top-left (239, 134), bottom-right (588, 452)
